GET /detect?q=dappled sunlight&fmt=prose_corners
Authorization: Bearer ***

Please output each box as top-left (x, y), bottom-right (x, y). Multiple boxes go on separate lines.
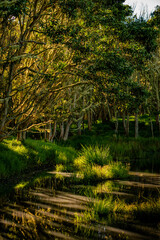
top-left (115, 180), bottom-right (160, 188)
top-left (0, 171), bottom-right (160, 239)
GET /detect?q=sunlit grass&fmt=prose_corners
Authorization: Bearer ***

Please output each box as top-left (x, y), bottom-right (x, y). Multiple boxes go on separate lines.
top-left (74, 145), bottom-right (129, 182)
top-left (14, 181), bottom-right (29, 189)
top-left (55, 164), bottom-right (66, 172)
top-left (0, 138), bottom-right (56, 178)
top-left (74, 145), bottom-right (112, 169)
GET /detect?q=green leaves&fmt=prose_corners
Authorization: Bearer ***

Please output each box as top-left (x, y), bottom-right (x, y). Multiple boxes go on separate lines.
top-left (0, 0), bottom-right (28, 17)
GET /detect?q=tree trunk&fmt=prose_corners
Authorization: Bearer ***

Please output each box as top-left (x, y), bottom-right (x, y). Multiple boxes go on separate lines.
top-left (0, 64), bottom-right (13, 131)
top-left (88, 111), bottom-right (92, 131)
top-left (150, 117), bottom-right (154, 138)
top-left (63, 120), bottom-right (72, 141)
top-left (17, 132), bottom-right (23, 141)
top-left (126, 114), bottom-right (130, 136)
top-left (101, 104), bottom-right (107, 123)
top-left (50, 121), bottom-right (57, 142)
top-left (44, 126), bottom-right (47, 141)
top-left (77, 120), bottom-right (82, 135)
top-left (60, 122), bottom-right (64, 139)
top-left (156, 114), bottom-right (160, 133)
top-left (115, 111), bottom-right (118, 134)
top-left (23, 131), bottom-right (27, 140)
top-left (122, 112), bottom-right (127, 135)
top-left (48, 122), bottom-right (52, 141)
top-left (135, 112), bottom-right (139, 138)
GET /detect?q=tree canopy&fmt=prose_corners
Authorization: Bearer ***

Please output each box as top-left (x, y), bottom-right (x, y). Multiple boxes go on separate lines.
top-left (0, 0), bottom-right (159, 141)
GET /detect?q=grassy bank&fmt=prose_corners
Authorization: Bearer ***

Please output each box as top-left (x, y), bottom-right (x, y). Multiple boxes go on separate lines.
top-left (1, 120), bottom-right (160, 180)
top-left (65, 122), bottom-right (160, 172)
top-left (0, 138), bottom-right (129, 182)
top-left (0, 138), bottom-right (56, 179)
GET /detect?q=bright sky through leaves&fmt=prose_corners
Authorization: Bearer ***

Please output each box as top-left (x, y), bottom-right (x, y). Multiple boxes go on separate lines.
top-left (124, 0), bottom-right (160, 16)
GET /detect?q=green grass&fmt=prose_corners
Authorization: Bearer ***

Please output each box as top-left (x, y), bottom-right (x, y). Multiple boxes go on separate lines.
top-left (74, 145), bottom-right (129, 183)
top-left (0, 138), bottom-right (55, 178)
top-left (1, 118), bottom-right (160, 180)
top-left (64, 121), bottom-right (160, 172)
top-left (0, 138), bottom-right (77, 180)
top-left (74, 145), bottom-right (112, 169)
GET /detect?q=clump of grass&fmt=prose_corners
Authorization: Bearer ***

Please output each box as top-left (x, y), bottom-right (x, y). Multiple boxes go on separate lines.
top-left (55, 164), bottom-right (66, 172)
top-left (74, 145), bottom-right (129, 182)
top-left (93, 197), bottom-right (114, 217)
top-left (74, 211), bottom-right (95, 224)
top-left (102, 162), bottom-right (129, 179)
top-left (74, 145), bottom-right (112, 170)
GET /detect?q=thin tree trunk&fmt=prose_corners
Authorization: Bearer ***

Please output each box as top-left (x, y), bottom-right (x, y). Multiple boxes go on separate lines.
top-left (135, 112), bottom-right (139, 138)
top-left (60, 122), bottom-right (64, 139)
top-left (156, 114), bottom-right (160, 133)
top-left (115, 111), bottom-right (118, 134)
top-left (150, 117), bottom-right (154, 138)
top-left (63, 120), bottom-right (72, 141)
top-left (1, 64), bottom-right (13, 131)
top-left (77, 120), bottom-right (82, 135)
top-left (48, 122), bottom-right (52, 141)
top-left (23, 131), bottom-right (27, 140)
top-left (50, 121), bottom-right (57, 142)
top-left (17, 131), bottom-right (22, 141)
top-left (88, 111), bottom-right (92, 131)
top-left (101, 104), bottom-right (107, 123)
top-left (44, 126), bottom-right (47, 141)
top-left (126, 113), bottom-right (130, 136)
top-left (123, 112), bottom-right (127, 135)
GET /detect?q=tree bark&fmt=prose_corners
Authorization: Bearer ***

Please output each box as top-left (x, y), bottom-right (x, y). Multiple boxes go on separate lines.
top-left (77, 120), bottom-right (82, 135)
top-left (150, 117), bottom-right (154, 138)
top-left (23, 131), bottom-right (27, 140)
top-left (88, 111), bottom-right (92, 131)
top-left (135, 112), bottom-right (139, 138)
top-left (17, 132), bottom-right (23, 141)
top-left (50, 121), bottom-right (57, 142)
top-left (101, 104), bottom-right (107, 123)
top-left (122, 112), bottom-right (126, 135)
top-left (48, 122), bottom-right (52, 141)
top-left (63, 120), bottom-right (72, 141)
top-left (156, 114), bottom-right (160, 133)
top-left (126, 114), bottom-right (129, 136)
top-left (59, 122), bottom-right (64, 139)
top-left (115, 111), bottom-right (118, 134)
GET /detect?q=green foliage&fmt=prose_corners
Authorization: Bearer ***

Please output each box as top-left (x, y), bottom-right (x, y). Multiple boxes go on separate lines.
top-left (55, 164), bottom-right (66, 172)
top-left (0, 139), bottom-right (56, 179)
top-left (93, 197), bottom-right (114, 217)
top-left (74, 145), bottom-right (129, 182)
top-left (120, 18), bottom-right (159, 54)
top-left (75, 145), bottom-right (112, 168)
top-left (0, 0), bottom-right (28, 17)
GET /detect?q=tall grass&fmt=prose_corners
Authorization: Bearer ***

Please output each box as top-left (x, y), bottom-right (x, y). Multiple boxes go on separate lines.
top-left (0, 138), bottom-right (78, 179)
top-left (74, 145), bottom-right (129, 182)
